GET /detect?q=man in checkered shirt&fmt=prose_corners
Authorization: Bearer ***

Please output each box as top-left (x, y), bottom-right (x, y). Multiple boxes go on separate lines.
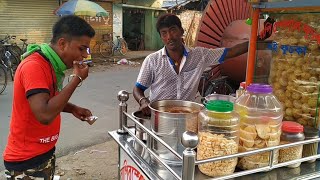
top-left (133, 13), bottom-right (265, 115)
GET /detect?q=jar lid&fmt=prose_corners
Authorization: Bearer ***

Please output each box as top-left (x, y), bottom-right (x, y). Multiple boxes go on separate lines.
top-left (240, 82), bottom-right (246, 88)
top-left (246, 83), bottom-right (273, 94)
top-left (304, 126), bottom-right (319, 138)
top-left (206, 100), bottom-right (233, 112)
top-left (282, 121), bottom-right (304, 133)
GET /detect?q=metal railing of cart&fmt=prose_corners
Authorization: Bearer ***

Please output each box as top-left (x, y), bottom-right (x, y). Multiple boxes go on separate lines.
top-left (115, 90), bottom-right (320, 180)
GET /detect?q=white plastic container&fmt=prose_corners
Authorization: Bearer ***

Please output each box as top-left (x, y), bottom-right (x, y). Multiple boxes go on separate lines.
top-left (234, 84), bottom-right (283, 170)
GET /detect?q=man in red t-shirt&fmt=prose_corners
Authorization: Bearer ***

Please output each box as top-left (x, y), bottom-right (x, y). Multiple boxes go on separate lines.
top-left (3, 15), bottom-right (95, 180)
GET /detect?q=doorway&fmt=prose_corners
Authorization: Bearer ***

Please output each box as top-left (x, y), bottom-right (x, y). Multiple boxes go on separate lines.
top-left (123, 8), bottom-right (145, 51)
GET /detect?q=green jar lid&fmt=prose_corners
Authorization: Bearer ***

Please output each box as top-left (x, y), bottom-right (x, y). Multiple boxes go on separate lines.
top-left (205, 100), bottom-right (233, 112)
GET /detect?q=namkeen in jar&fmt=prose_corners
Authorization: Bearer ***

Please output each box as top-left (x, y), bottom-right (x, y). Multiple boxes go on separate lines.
top-left (198, 100), bottom-right (239, 177)
top-left (279, 121), bottom-right (305, 168)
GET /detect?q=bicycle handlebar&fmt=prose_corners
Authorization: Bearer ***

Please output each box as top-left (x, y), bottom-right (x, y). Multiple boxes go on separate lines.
top-left (0, 34), bottom-right (17, 44)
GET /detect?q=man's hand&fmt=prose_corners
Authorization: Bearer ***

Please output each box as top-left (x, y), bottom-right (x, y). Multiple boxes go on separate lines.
top-left (71, 105), bottom-right (92, 121)
top-left (73, 61), bottom-right (89, 81)
top-left (139, 99), bottom-right (151, 116)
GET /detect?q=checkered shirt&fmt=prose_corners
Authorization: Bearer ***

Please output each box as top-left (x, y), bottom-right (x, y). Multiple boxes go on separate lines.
top-left (136, 46), bottom-right (227, 102)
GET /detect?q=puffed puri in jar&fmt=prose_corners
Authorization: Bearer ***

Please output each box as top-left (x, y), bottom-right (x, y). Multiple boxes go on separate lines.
top-left (237, 122), bottom-right (281, 170)
top-left (197, 132), bottom-right (238, 177)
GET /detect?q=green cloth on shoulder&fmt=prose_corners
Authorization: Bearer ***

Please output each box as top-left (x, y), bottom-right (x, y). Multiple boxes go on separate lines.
top-left (21, 44), bottom-right (67, 91)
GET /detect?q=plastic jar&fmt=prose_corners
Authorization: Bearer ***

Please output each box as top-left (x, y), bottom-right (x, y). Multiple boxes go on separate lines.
top-left (234, 84), bottom-right (283, 170)
top-left (236, 82), bottom-right (246, 98)
top-left (302, 126), bottom-right (319, 163)
top-left (197, 100), bottom-right (239, 177)
top-left (279, 121), bottom-right (305, 168)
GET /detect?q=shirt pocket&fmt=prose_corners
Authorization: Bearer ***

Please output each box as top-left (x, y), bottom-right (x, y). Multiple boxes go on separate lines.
top-left (181, 68), bottom-right (198, 90)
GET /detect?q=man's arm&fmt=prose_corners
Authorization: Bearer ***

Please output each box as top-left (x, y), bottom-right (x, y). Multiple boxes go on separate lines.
top-left (133, 86), bottom-right (150, 115)
top-left (28, 61), bottom-right (89, 125)
top-left (225, 41), bottom-right (249, 59)
top-left (225, 41), bottom-right (272, 60)
top-left (63, 102), bottom-right (77, 113)
top-left (28, 77), bottom-right (82, 125)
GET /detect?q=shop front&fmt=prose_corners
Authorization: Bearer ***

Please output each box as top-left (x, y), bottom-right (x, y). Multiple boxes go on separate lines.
top-left (114, 3), bottom-right (166, 51)
top-left (0, 0), bottom-right (59, 46)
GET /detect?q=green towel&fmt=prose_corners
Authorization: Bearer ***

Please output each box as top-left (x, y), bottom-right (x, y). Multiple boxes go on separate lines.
top-left (21, 44), bottom-right (67, 91)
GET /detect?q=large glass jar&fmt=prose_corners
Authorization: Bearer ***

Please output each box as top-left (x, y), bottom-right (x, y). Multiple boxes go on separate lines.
top-left (197, 100), bottom-right (239, 177)
top-left (302, 126), bottom-right (319, 163)
top-left (268, 13), bottom-right (320, 127)
top-left (235, 84), bottom-right (283, 170)
top-left (279, 121), bottom-right (305, 168)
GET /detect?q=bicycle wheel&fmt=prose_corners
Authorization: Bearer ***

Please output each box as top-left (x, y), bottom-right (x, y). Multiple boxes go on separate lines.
top-left (10, 45), bottom-right (22, 59)
top-left (204, 80), bottom-right (234, 97)
top-left (7, 49), bottom-right (19, 81)
top-left (0, 64), bottom-right (7, 94)
top-left (99, 41), bottom-right (113, 57)
top-left (119, 38), bottom-right (128, 55)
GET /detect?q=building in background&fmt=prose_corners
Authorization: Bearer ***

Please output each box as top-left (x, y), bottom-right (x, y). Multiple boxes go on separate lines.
top-left (0, 0), bottom-right (113, 55)
top-left (0, 0), bottom-right (59, 46)
top-left (113, 0), bottom-right (167, 51)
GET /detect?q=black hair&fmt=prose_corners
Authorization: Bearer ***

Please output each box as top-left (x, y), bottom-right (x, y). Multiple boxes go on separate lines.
top-left (51, 15), bottom-right (95, 44)
top-left (156, 13), bottom-right (183, 33)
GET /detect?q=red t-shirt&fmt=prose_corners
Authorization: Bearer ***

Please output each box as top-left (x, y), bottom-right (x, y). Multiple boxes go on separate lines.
top-left (3, 52), bottom-right (61, 162)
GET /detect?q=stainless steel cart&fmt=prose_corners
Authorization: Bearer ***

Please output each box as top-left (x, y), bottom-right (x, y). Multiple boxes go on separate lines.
top-left (109, 91), bottom-right (320, 180)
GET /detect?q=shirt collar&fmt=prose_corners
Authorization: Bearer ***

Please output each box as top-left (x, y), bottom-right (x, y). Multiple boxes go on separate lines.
top-left (161, 45), bottom-right (189, 58)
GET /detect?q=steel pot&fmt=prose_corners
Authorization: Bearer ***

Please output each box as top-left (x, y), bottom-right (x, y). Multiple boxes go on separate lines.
top-left (149, 100), bottom-right (203, 164)
top-left (132, 111), bottom-right (150, 142)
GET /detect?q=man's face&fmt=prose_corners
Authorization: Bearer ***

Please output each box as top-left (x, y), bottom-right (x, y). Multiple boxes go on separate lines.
top-left (58, 36), bottom-right (91, 68)
top-left (159, 25), bottom-right (183, 51)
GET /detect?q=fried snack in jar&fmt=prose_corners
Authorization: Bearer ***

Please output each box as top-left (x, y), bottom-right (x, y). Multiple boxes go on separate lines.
top-left (302, 127), bottom-right (319, 163)
top-left (235, 84), bottom-right (283, 170)
top-left (197, 133), bottom-right (238, 177)
top-left (268, 14), bottom-right (320, 126)
top-left (198, 100), bottom-right (239, 177)
top-left (279, 121), bottom-right (305, 168)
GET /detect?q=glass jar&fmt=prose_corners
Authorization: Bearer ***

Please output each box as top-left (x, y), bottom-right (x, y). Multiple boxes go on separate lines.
top-left (302, 126), bottom-right (319, 163)
top-left (235, 84), bottom-right (283, 170)
top-left (197, 100), bottom-right (239, 177)
top-left (279, 121), bottom-right (305, 168)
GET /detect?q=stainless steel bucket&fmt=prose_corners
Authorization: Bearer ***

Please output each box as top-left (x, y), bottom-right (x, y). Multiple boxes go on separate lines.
top-left (131, 111), bottom-right (150, 142)
top-left (149, 100), bottom-right (203, 164)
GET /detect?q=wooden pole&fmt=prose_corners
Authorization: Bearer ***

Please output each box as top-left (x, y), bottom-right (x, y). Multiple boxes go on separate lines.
top-left (245, 8), bottom-right (260, 86)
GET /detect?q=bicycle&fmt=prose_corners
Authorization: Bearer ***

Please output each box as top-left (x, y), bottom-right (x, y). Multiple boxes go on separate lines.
top-left (126, 32), bottom-right (144, 51)
top-left (99, 33), bottom-right (128, 57)
top-left (0, 35), bottom-right (21, 81)
top-left (0, 61), bottom-right (8, 94)
top-left (20, 38), bottom-right (29, 54)
top-left (198, 66), bottom-right (235, 101)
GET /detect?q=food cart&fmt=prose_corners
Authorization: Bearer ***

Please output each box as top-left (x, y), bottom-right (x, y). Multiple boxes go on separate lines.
top-left (108, 0), bottom-right (320, 179)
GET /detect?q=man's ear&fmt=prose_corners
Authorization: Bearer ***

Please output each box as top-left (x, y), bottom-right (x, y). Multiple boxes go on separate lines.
top-left (57, 38), bottom-right (67, 51)
top-left (180, 27), bottom-right (184, 35)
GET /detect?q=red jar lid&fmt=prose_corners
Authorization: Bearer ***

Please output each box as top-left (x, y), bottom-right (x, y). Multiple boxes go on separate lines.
top-left (282, 121), bottom-right (304, 133)
top-left (240, 82), bottom-right (246, 88)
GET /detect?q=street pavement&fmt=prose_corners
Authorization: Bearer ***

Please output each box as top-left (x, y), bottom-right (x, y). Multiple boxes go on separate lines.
top-left (0, 64), bottom-right (142, 171)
